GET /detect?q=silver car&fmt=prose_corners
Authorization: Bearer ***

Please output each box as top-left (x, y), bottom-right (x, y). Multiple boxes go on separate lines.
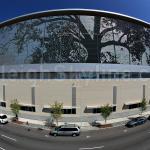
top-left (50, 126), bottom-right (80, 137)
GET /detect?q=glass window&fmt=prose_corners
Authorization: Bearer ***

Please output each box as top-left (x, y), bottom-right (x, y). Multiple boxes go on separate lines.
top-left (43, 72), bottom-right (51, 79)
top-left (20, 105), bottom-right (36, 112)
top-left (141, 73), bottom-right (150, 78)
top-left (59, 128), bottom-right (65, 131)
top-left (56, 72), bottom-right (66, 79)
top-left (63, 109), bottom-right (76, 114)
top-left (131, 72), bottom-right (140, 78)
top-left (0, 102), bottom-right (6, 107)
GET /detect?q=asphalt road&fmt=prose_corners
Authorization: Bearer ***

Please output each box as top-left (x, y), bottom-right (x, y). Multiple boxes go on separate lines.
top-left (0, 121), bottom-right (150, 150)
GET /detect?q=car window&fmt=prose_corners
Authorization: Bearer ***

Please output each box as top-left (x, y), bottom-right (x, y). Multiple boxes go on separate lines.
top-left (67, 128), bottom-right (78, 131)
top-left (59, 128), bottom-right (65, 131)
top-left (1, 115), bottom-right (7, 119)
top-left (66, 128), bottom-right (76, 131)
top-left (59, 128), bottom-right (78, 131)
top-left (72, 128), bottom-right (78, 131)
top-left (55, 127), bottom-right (60, 131)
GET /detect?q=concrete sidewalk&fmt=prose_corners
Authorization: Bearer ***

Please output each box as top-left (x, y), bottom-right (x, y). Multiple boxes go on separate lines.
top-left (7, 111), bottom-right (150, 131)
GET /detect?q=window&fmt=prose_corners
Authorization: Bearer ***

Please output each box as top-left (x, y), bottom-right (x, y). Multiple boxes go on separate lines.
top-left (0, 101), bottom-right (6, 107)
top-left (0, 72), bottom-right (149, 79)
top-left (131, 72), bottom-right (140, 78)
top-left (79, 72), bottom-right (97, 79)
top-left (28, 72), bottom-right (41, 79)
top-left (123, 103), bottom-right (141, 110)
top-left (115, 72), bottom-right (123, 78)
top-left (0, 115), bottom-right (7, 119)
top-left (42, 108), bottom-right (76, 114)
top-left (63, 109), bottom-right (76, 114)
top-left (59, 128), bottom-right (65, 131)
top-left (141, 73), bottom-right (150, 78)
top-left (66, 128), bottom-right (77, 131)
top-left (18, 72), bottom-right (26, 79)
top-left (43, 72), bottom-right (51, 79)
top-left (85, 106), bottom-right (116, 114)
top-left (112, 106), bottom-right (116, 112)
top-left (20, 105), bottom-right (36, 112)
top-left (56, 72), bottom-right (66, 79)
top-left (129, 103), bottom-right (141, 109)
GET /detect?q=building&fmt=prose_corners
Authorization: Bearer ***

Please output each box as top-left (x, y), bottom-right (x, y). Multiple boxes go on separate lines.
top-left (0, 9), bottom-right (150, 117)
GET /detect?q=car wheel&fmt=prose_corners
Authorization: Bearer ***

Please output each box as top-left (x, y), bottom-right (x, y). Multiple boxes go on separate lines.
top-left (72, 133), bottom-right (77, 137)
top-left (53, 133), bottom-right (57, 137)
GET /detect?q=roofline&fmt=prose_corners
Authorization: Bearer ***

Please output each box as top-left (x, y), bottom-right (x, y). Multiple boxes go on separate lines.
top-left (0, 9), bottom-right (149, 28)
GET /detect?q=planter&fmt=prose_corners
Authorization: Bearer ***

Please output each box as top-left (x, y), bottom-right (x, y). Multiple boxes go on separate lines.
top-left (11, 117), bottom-right (24, 124)
top-left (99, 124), bottom-right (112, 128)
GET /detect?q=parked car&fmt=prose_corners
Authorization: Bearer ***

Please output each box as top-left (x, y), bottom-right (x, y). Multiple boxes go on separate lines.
top-left (50, 125), bottom-right (80, 137)
top-left (91, 120), bottom-right (101, 127)
top-left (147, 115), bottom-right (150, 120)
top-left (125, 117), bottom-right (147, 128)
top-left (0, 114), bottom-right (8, 124)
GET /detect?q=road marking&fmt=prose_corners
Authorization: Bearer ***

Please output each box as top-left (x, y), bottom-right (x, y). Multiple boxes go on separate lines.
top-left (123, 129), bottom-right (127, 133)
top-left (45, 135), bottom-right (49, 137)
top-left (0, 146), bottom-right (6, 150)
top-left (1, 134), bottom-right (17, 142)
top-left (86, 136), bottom-right (91, 138)
top-left (79, 146), bottom-right (104, 150)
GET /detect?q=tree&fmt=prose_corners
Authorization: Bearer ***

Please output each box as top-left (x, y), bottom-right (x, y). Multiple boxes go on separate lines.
top-left (50, 101), bottom-right (63, 126)
top-left (101, 104), bottom-right (112, 124)
top-left (10, 99), bottom-right (20, 120)
top-left (140, 98), bottom-right (147, 115)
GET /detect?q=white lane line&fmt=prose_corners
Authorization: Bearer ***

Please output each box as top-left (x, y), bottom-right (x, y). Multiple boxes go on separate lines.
top-left (79, 146), bottom-right (104, 150)
top-left (0, 146), bottom-right (6, 150)
top-left (86, 136), bottom-right (91, 138)
top-left (1, 134), bottom-right (17, 142)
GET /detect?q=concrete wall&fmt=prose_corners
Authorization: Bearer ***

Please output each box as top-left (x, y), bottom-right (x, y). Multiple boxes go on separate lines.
top-left (0, 78), bottom-right (150, 116)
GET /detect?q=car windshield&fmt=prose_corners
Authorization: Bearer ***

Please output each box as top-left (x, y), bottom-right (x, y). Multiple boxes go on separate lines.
top-left (1, 115), bottom-right (7, 119)
top-left (55, 127), bottom-right (61, 131)
top-left (131, 118), bottom-right (138, 121)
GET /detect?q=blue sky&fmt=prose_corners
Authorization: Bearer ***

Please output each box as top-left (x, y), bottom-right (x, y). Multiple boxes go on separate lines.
top-left (0, 0), bottom-right (150, 23)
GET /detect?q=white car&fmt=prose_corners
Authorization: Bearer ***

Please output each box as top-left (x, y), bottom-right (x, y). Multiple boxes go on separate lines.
top-left (0, 114), bottom-right (8, 124)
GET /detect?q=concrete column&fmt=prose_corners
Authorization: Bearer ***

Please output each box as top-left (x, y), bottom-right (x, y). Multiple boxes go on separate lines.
top-left (143, 85), bottom-right (146, 99)
top-left (113, 86), bottom-right (117, 111)
top-left (3, 85), bottom-right (5, 101)
top-left (72, 84), bottom-right (77, 114)
top-left (31, 86), bottom-right (35, 105)
top-left (113, 86), bottom-right (117, 105)
top-left (72, 86), bottom-right (76, 107)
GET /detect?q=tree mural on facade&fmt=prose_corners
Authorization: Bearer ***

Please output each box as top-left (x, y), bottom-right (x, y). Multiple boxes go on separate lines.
top-left (145, 29), bottom-right (150, 65)
top-left (0, 14), bottom-right (150, 65)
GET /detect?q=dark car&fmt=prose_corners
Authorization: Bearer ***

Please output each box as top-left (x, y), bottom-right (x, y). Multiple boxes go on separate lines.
top-left (125, 117), bottom-right (147, 128)
top-left (91, 120), bottom-right (101, 127)
top-left (148, 115), bottom-right (150, 120)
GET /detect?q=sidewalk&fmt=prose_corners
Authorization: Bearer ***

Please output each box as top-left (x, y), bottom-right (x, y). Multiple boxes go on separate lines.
top-left (7, 111), bottom-right (150, 131)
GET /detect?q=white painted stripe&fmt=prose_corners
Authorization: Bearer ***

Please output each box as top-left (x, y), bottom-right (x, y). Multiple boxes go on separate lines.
top-left (0, 146), bottom-right (6, 150)
top-left (1, 134), bottom-right (17, 142)
top-left (79, 146), bottom-right (104, 150)
top-left (86, 136), bottom-right (91, 138)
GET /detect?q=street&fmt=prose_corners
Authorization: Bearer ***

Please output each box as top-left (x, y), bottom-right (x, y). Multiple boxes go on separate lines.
top-left (0, 122), bottom-right (150, 150)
